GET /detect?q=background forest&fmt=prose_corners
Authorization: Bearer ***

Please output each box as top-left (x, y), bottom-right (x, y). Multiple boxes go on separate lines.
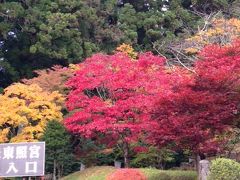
top-left (2, 0), bottom-right (240, 180)
top-left (2, 0), bottom-right (237, 90)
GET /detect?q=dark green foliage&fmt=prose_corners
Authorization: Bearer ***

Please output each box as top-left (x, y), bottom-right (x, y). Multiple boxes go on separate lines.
top-left (41, 120), bottom-right (79, 178)
top-left (95, 151), bottom-right (116, 166)
top-left (80, 145), bottom-right (123, 166)
top-left (130, 147), bottom-right (175, 169)
top-left (78, 142), bottom-right (190, 169)
top-left (72, 137), bottom-right (106, 166)
top-left (1, 0), bottom-right (238, 88)
top-left (190, 0), bottom-right (230, 14)
top-left (0, 0), bottom-right (198, 88)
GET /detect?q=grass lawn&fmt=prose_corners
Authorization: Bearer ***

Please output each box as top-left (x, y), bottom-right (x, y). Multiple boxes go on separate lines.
top-left (141, 168), bottom-right (197, 180)
top-left (61, 166), bottom-right (116, 180)
top-left (61, 166), bottom-right (197, 180)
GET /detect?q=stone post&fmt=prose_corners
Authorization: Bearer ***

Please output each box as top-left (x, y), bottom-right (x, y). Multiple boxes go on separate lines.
top-left (114, 161), bottom-right (122, 168)
top-left (80, 163), bottom-right (85, 171)
top-left (199, 160), bottom-right (210, 180)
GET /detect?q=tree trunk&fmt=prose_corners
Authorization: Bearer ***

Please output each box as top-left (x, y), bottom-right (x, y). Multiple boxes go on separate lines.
top-left (60, 164), bottom-right (64, 178)
top-left (157, 156), bottom-right (164, 169)
top-left (53, 159), bottom-right (57, 180)
top-left (57, 163), bottom-right (63, 179)
top-left (57, 163), bottom-right (61, 180)
top-left (195, 154), bottom-right (201, 179)
top-left (123, 142), bottom-right (129, 168)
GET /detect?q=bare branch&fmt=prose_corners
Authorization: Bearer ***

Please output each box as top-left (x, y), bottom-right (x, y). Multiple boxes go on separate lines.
top-left (151, 42), bottom-right (171, 67)
top-left (168, 47), bottom-right (196, 74)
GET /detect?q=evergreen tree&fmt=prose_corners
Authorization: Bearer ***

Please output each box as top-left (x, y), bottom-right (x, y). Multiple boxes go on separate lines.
top-left (1, 0), bottom-right (239, 89)
top-left (41, 120), bottom-right (78, 180)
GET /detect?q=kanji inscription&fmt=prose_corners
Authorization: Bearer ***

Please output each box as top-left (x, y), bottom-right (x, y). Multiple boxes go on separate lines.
top-left (0, 142), bottom-right (45, 177)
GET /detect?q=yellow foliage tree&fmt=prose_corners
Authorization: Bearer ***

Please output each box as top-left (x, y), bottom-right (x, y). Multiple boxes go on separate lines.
top-left (116, 43), bottom-right (137, 59)
top-left (184, 18), bottom-right (240, 55)
top-left (0, 83), bottom-right (64, 143)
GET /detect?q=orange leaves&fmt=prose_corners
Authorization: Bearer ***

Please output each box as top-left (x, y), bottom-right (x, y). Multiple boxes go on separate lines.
top-left (185, 18), bottom-right (240, 55)
top-left (116, 43), bottom-right (137, 59)
top-left (184, 47), bottom-right (199, 55)
top-left (22, 65), bottom-right (73, 96)
top-left (68, 63), bottom-right (81, 71)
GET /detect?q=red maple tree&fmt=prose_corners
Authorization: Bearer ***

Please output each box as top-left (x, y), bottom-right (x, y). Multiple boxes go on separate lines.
top-left (64, 52), bottom-right (166, 167)
top-left (150, 40), bottom-right (240, 163)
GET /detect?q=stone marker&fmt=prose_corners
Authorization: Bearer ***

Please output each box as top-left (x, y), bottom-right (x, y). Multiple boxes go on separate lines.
top-left (80, 163), bottom-right (85, 171)
top-left (199, 160), bottom-right (210, 180)
top-left (114, 161), bottom-right (121, 168)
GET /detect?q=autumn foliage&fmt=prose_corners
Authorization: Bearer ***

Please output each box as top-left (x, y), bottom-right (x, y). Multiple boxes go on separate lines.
top-left (0, 83), bottom-right (63, 142)
top-left (64, 52), bottom-right (167, 166)
top-left (22, 65), bottom-right (73, 96)
top-left (65, 39), bottom-right (240, 159)
top-left (106, 169), bottom-right (146, 180)
top-left (151, 40), bottom-right (240, 154)
top-left (116, 43), bottom-right (137, 59)
top-left (65, 52), bottom-right (166, 139)
top-left (185, 18), bottom-right (240, 55)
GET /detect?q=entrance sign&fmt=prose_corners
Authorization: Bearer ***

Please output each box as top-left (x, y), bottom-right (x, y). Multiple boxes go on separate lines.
top-left (0, 142), bottom-right (45, 177)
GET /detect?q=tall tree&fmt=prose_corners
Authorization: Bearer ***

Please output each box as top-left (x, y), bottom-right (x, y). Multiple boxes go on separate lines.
top-left (41, 120), bottom-right (77, 180)
top-left (64, 52), bottom-right (166, 167)
top-left (150, 40), bottom-right (240, 169)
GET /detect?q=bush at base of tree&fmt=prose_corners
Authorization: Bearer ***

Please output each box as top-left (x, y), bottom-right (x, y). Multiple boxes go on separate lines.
top-left (208, 158), bottom-right (240, 180)
top-left (130, 146), bottom-right (175, 169)
top-left (106, 169), bottom-right (147, 180)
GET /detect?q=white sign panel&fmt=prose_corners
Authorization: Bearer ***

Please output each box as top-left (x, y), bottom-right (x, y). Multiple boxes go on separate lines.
top-left (0, 142), bottom-right (45, 177)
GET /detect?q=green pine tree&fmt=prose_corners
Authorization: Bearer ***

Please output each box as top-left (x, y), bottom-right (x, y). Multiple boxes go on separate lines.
top-left (41, 120), bottom-right (79, 180)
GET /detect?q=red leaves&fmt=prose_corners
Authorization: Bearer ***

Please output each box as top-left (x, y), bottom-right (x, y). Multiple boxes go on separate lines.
top-left (65, 52), bottom-right (165, 146)
top-left (151, 41), bottom-right (240, 154)
top-left (65, 40), bottom-right (240, 154)
top-left (196, 40), bottom-right (240, 91)
top-left (133, 146), bottom-right (149, 153)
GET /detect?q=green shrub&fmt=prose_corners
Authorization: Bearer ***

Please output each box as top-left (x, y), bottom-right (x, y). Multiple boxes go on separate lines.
top-left (141, 169), bottom-right (197, 180)
top-left (130, 147), bottom-right (175, 168)
top-left (167, 170), bottom-right (197, 180)
top-left (148, 173), bottom-right (171, 180)
top-left (208, 158), bottom-right (240, 180)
